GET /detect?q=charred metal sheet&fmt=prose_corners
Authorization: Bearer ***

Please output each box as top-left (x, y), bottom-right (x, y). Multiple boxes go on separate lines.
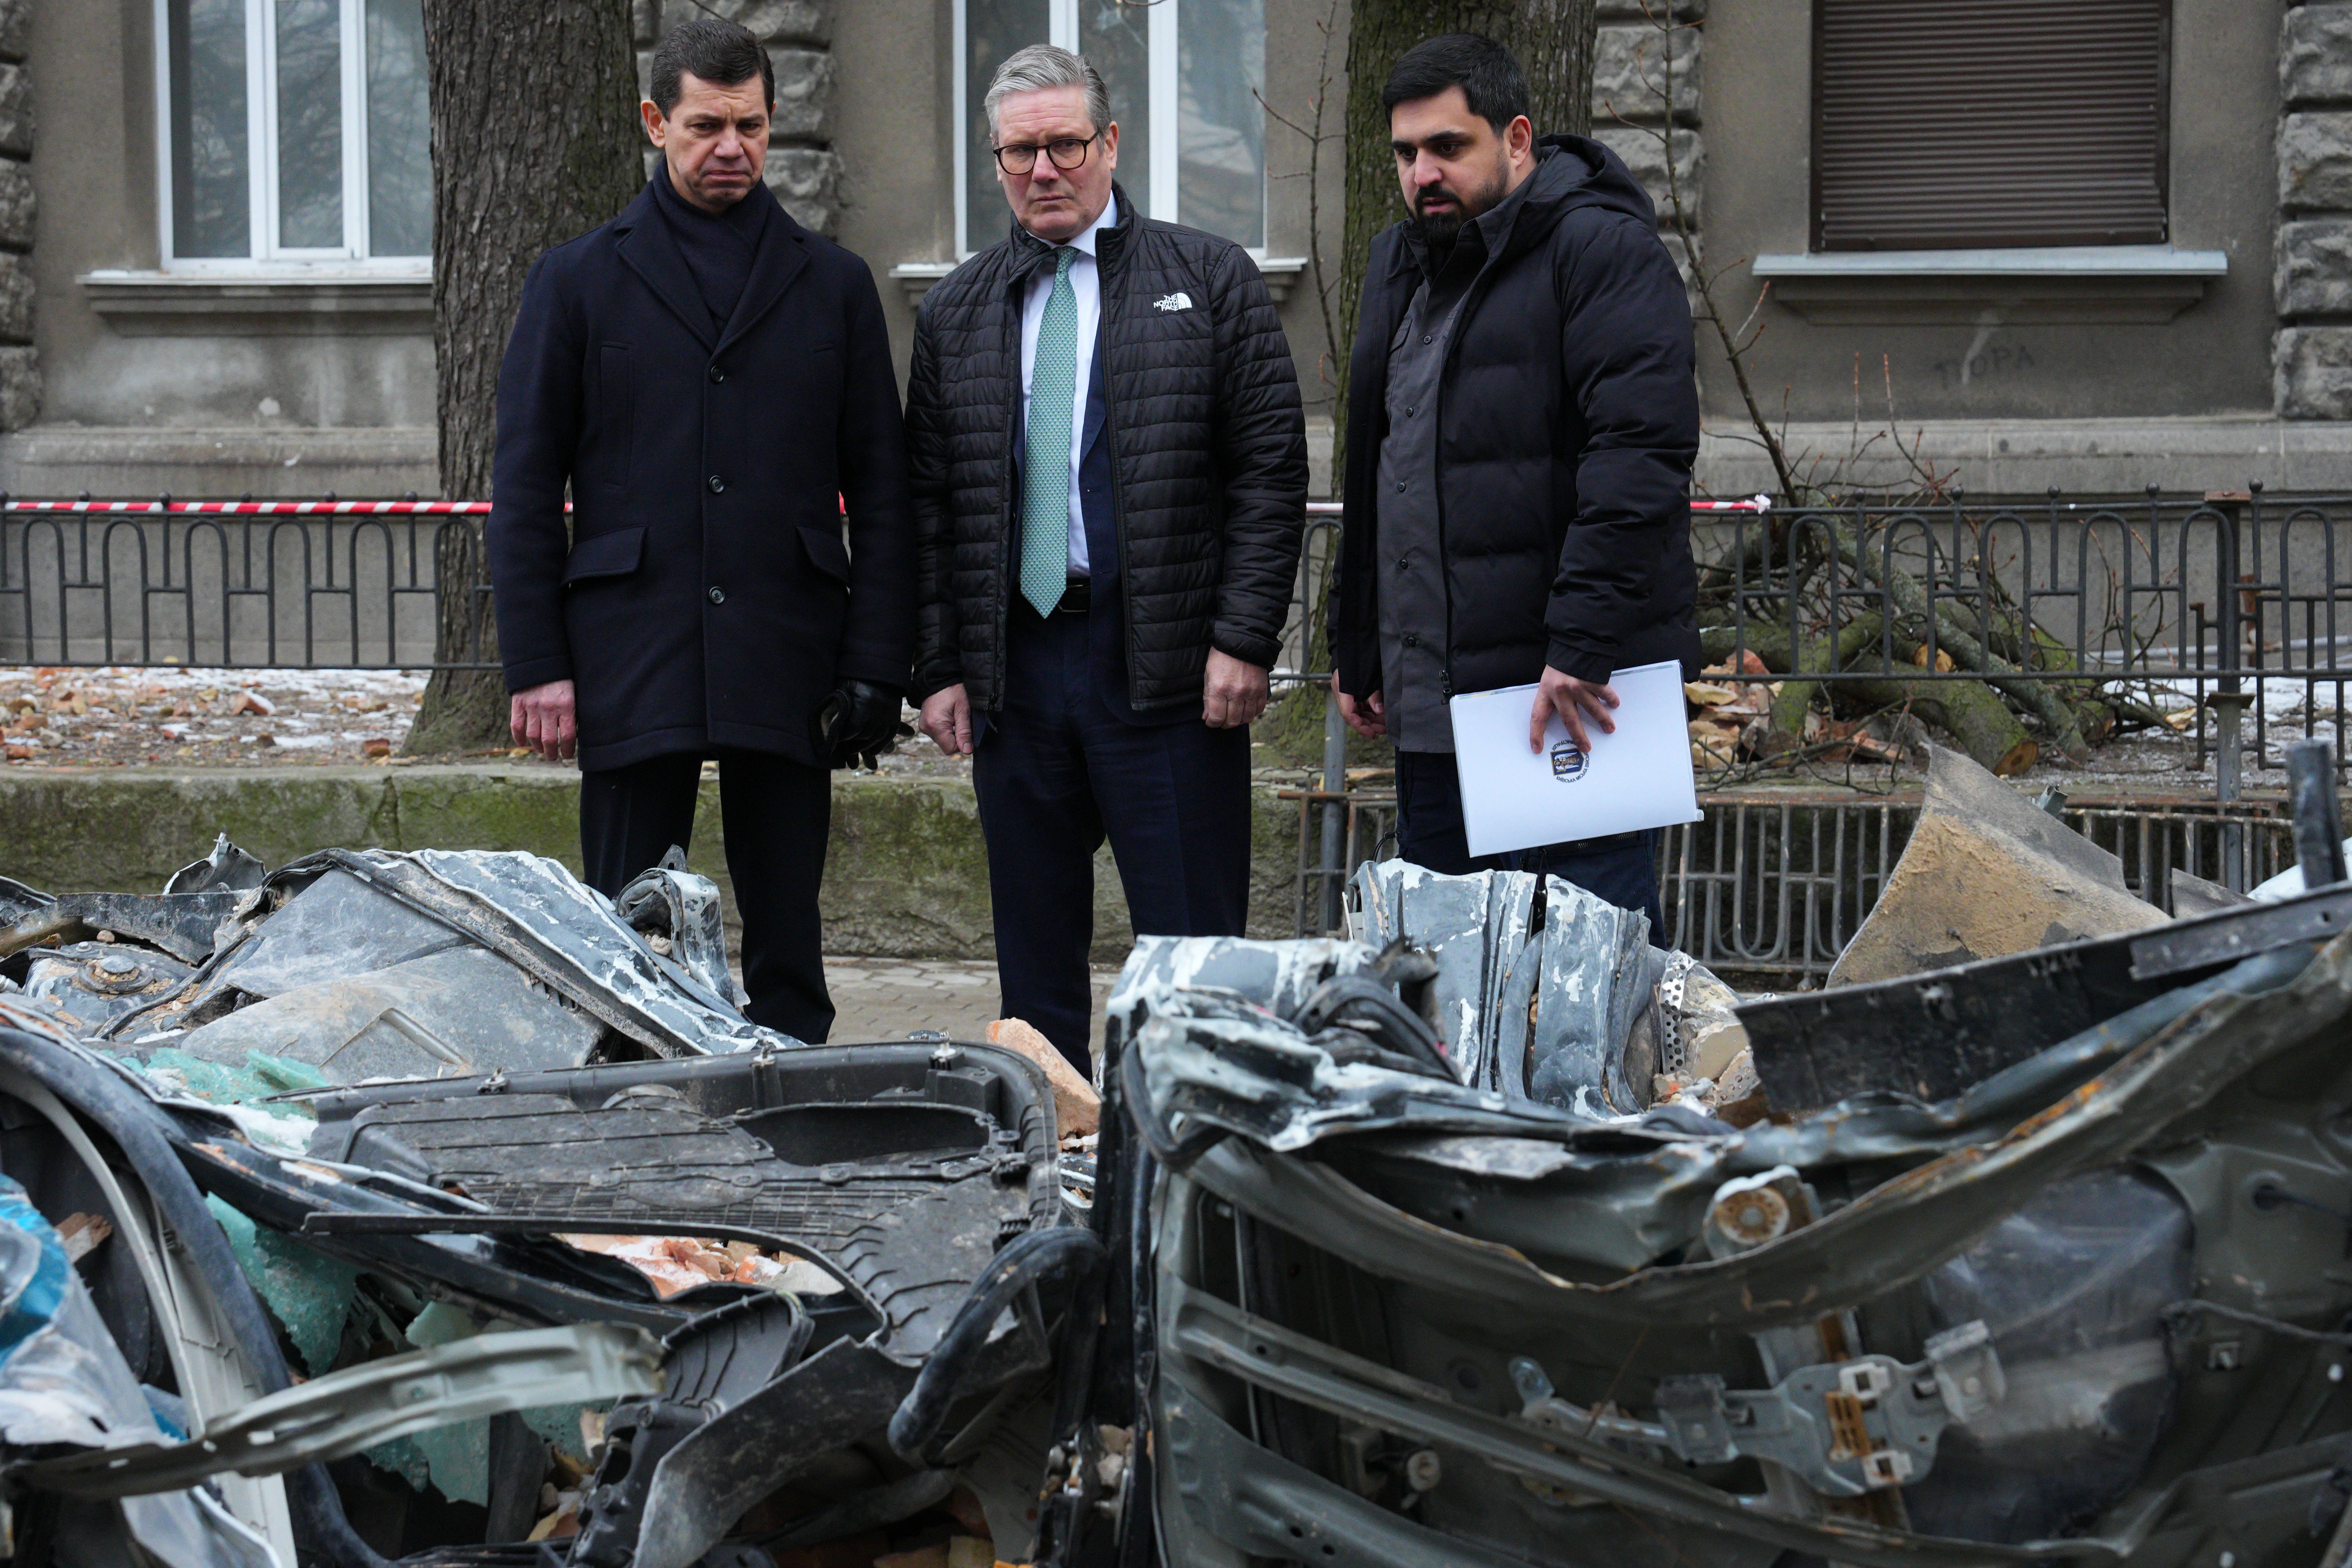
top-left (1744, 879), bottom-right (2352, 1113)
top-left (299, 1042), bottom-right (1059, 1358)
top-left (165, 834), bottom-right (268, 896)
top-left (204, 866), bottom-right (466, 999)
top-left (1347, 863), bottom-right (1673, 1113)
top-left (613, 854), bottom-right (743, 1009)
top-left (2126, 881), bottom-right (2352, 979)
top-left (175, 944), bottom-right (603, 1083)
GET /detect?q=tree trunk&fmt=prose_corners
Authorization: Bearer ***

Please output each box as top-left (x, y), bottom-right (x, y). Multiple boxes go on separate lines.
top-left (1333, 0), bottom-right (1597, 479)
top-left (403, 0), bottom-right (643, 757)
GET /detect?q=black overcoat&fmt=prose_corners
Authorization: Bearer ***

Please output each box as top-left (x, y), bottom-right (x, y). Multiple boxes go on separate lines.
top-left (1332, 135), bottom-right (1700, 701)
top-left (487, 179), bottom-right (914, 772)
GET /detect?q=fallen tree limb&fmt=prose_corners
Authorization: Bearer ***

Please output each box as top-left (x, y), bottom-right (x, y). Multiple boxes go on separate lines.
top-left (1830, 530), bottom-right (2091, 763)
top-left (1837, 676), bottom-right (2038, 776)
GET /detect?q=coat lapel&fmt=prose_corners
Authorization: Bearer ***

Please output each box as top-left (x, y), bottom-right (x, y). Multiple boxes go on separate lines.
top-left (612, 183), bottom-right (718, 351)
top-left (714, 192), bottom-right (812, 359)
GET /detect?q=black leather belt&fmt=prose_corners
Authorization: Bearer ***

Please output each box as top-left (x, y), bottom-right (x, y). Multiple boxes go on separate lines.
top-left (1052, 578), bottom-right (1089, 615)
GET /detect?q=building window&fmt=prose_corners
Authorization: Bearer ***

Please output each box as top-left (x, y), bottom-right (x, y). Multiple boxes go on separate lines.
top-left (159, 0), bottom-right (432, 266)
top-left (956, 0), bottom-right (1265, 256)
top-left (1812, 0), bottom-right (2169, 252)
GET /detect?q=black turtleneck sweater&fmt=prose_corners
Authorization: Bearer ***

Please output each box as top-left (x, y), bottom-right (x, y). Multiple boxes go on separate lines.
top-left (654, 162), bottom-right (771, 333)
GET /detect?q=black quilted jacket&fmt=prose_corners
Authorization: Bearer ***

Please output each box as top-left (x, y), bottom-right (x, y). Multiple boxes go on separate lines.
top-left (906, 188), bottom-right (1308, 712)
top-left (1333, 136), bottom-right (1700, 699)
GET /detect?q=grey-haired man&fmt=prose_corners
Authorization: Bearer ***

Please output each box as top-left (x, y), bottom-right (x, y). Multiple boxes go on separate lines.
top-left (904, 44), bottom-right (1308, 1072)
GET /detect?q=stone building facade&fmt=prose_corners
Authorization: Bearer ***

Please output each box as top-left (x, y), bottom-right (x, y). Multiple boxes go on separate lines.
top-left (0, 2), bottom-right (2338, 502)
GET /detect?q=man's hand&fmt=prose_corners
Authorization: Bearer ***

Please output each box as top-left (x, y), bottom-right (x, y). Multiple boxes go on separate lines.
top-left (511, 679), bottom-right (578, 763)
top-left (920, 684), bottom-right (974, 757)
top-left (1529, 666), bottom-right (1618, 753)
top-left (1332, 672), bottom-right (1387, 739)
top-left (1203, 650), bottom-right (1270, 729)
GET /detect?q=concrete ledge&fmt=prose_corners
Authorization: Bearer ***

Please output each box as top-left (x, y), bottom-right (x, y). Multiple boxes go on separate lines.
top-left (79, 273), bottom-right (434, 337)
top-left (1695, 416), bottom-right (2352, 499)
top-left (0, 426), bottom-right (438, 499)
top-left (0, 765), bottom-right (1305, 964)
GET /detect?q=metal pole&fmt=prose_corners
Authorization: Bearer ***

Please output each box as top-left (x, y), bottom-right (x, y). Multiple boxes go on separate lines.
top-left (1319, 687), bottom-right (1347, 932)
top-left (2214, 490), bottom-right (2247, 889)
top-left (2287, 737), bottom-right (2347, 889)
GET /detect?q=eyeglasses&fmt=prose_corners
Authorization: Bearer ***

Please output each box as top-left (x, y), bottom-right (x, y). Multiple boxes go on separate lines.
top-left (992, 133), bottom-right (1099, 176)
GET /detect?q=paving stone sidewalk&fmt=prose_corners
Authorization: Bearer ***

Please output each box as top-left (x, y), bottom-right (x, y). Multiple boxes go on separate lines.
top-left (822, 956), bottom-right (1118, 1057)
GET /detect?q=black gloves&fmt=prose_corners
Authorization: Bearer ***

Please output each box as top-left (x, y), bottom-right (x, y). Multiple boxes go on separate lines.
top-left (814, 679), bottom-right (907, 770)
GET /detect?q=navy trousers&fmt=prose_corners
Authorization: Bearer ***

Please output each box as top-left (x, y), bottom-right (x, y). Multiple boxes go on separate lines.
top-left (578, 749), bottom-right (834, 1043)
top-left (1394, 748), bottom-right (1667, 940)
top-left (972, 606), bottom-right (1253, 1074)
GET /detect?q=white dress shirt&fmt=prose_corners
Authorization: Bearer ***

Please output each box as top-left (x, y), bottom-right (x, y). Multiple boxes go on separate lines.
top-left (1018, 190), bottom-right (1116, 577)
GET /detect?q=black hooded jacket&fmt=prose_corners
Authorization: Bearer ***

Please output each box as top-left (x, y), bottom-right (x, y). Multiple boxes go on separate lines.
top-left (906, 186), bottom-right (1308, 714)
top-left (1333, 135), bottom-right (1699, 705)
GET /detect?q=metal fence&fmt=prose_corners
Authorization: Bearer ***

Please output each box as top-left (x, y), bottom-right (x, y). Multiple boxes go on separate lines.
top-left (5, 489), bottom-right (2339, 978)
top-left (1289, 784), bottom-right (2301, 983)
top-left (1692, 487), bottom-right (2352, 775)
top-left (0, 500), bottom-right (491, 671)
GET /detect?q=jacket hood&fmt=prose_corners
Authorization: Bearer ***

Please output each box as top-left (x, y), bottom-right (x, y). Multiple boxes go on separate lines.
top-left (1493, 134), bottom-right (1657, 258)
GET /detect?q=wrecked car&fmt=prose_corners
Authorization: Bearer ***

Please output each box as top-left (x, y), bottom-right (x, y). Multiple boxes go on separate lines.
top-left (1019, 747), bottom-right (2352, 1568)
top-left (0, 840), bottom-right (1084, 1566)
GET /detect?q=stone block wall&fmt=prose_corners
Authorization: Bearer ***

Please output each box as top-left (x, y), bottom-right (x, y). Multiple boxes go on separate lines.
top-left (1592, 0), bottom-right (1703, 257)
top-left (0, 0), bottom-right (35, 432)
top-left (634, 0), bottom-right (843, 236)
top-left (2279, 4), bottom-right (2352, 416)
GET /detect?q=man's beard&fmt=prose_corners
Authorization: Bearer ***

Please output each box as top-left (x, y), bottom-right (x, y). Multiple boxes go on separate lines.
top-left (1408, 164), bottom-right (1507, 265)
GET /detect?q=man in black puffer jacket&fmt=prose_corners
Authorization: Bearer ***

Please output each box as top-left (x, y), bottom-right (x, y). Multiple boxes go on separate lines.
top-left (907, 44), bottom-right (1307, 1070)
top-left (1331, 33), bottom-right (1699, 935)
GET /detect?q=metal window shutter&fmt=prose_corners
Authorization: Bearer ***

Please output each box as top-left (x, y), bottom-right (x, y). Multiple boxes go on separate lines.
top-left (1813, 0), bottom-right (2169, 251)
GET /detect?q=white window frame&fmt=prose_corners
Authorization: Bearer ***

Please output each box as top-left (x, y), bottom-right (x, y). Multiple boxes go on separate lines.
top-left (954, 0), bottom-right (1256, 259)
top-left (152, 0), bottom-right (430, 273)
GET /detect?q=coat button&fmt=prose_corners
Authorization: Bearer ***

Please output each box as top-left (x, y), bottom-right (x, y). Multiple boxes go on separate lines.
top-left (708, 586), bottom-right (725, 604)
top-left (1394, 480), bottom-right (1405, 493)
top-left (1420, 334), bottom-right (1433, 345)
top-left (707, 474), bottom-right (725, 494)
top-left (1396, 557), bottom-right (1410, 571)
top-left (1404, 404), bottom-right (1415, 417)
top-left (709, 364), bottom-right (725, 383)
top-left (1403, 632), bottom-right (1420, 648)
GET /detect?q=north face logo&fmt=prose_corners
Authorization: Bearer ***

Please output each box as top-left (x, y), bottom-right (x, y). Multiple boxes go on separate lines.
top-left (1153, 292), bottom-right (1194, 312)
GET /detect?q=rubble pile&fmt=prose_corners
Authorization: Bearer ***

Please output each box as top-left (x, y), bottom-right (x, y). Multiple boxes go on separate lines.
top-left (0, 840), bottom-right (1075, 1566)
top-left (5, 741), bottom-right (2352, 1566)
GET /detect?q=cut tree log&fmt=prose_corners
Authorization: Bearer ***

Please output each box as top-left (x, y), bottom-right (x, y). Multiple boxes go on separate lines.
top-left (1833, 530), bottom-right (2092, 763)
top-left (1838, 675), bottom-right (2038, 776)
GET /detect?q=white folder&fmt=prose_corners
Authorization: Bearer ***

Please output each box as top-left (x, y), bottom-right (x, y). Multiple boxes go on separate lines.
top-left (1446, 660), bottom-right (1703, 857)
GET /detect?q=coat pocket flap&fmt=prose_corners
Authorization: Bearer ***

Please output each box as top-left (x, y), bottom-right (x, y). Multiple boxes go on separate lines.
top-left (563, 527), bottom-right (646, 584)
top-left (798, 523), bottom-right (852, 584)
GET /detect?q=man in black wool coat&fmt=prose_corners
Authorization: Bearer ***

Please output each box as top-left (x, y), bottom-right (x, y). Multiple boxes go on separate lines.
top-left (487, 17), bottom-right (913, 1044)
top-left (1330, 32), bottom-right (1701, 937)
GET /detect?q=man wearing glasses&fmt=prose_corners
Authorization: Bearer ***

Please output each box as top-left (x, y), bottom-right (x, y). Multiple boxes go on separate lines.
top-left (905, 43), bottom-right (1307, 1074)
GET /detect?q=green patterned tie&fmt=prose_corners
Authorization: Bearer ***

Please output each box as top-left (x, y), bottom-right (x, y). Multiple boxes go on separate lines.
top-left (1020, 248), bottom-right (1080, 618)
